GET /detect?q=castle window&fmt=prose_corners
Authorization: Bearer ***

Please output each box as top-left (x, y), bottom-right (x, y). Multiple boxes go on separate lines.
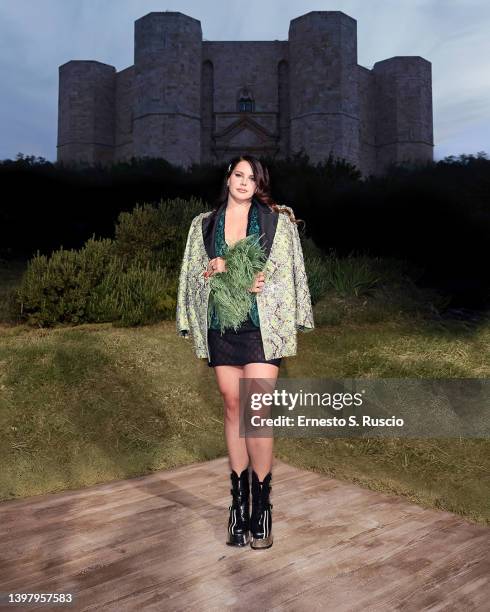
top-left (237, 88), bottom-right (255, 112)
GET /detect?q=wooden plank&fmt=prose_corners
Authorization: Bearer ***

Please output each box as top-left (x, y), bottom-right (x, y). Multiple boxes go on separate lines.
top-left (0, 457), bottom-right (488, 611)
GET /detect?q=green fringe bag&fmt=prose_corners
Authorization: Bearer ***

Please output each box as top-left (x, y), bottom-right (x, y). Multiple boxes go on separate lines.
top-left (208, 233), bottom-right (267, 333)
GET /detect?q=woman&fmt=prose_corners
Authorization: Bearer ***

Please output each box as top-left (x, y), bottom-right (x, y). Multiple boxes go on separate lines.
top-left (176, 155), bottom-right (314, 549)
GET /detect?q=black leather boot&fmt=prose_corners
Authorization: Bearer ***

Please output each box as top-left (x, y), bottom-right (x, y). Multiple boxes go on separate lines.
top-left (250, 470), bottom-right (273, 549)
top-left (226, 467), bottom-right (250, 547)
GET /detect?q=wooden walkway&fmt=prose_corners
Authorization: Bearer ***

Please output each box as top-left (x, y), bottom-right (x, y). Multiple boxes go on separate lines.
top-left (0, 457), bottom-right (489, 611)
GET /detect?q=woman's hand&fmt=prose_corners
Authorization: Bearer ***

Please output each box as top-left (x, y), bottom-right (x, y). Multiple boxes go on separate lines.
top-left (203, 257), bottom-right (227, 279)
top-left (249, 271), bottom-right (265, 293)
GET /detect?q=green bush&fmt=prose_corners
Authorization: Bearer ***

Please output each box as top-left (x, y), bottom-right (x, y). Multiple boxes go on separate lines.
top-left (302, 240), bottom-right (383, 301)
top-left (17, 237), bottom-right (116, 326)
top-left (305, 255), bottom-right (332, 305)
top-left (16, 236), bottom-right (177, 328)
top-left (14, 197), bottom-right (205, 328)
top-left (86, 259), bottom-right (176, 327)
top-left (323, 251), bottom-right (382, 297)
top-left (302, 237), bottom-right (332, 304)
top-left (302, 239), bottom-right (382, 304)
top-left (114, 196), bottom-right (208, 274)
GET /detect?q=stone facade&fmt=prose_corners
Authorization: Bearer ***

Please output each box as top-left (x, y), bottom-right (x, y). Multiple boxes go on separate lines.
top-left (57, 10), bottom-right (433, 177)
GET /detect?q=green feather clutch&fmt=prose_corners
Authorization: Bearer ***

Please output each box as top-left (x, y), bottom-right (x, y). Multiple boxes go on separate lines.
top-left (208, 233), bottom-right (267, 333)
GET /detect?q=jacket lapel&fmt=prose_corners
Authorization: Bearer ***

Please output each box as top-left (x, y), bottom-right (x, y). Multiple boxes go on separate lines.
top-left (255, 196), bottom-right (279, 260)
top-left (202, 200), bottom-right (225, 259)
top-left (202, 196), bottom-right (279, 260)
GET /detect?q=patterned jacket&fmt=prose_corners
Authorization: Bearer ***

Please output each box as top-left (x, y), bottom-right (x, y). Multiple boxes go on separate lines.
top-left (176, 196), bottom-right (315, 362)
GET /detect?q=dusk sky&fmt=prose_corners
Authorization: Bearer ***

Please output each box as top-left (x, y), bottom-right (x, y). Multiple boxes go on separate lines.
top-left (1, 0), bottom-right (488, 163)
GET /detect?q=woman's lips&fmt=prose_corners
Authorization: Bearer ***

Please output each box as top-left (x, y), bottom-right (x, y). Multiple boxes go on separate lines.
top-left (237, 189), bottom-right (247, 192)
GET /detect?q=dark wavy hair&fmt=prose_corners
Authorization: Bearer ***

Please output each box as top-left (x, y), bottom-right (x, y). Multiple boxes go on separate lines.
top-left (214, 155), bottom-right (304, 228)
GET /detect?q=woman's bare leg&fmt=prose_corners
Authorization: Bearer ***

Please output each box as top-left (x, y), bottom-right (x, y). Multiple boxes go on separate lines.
top-left (212, 364), bottom-right (249, 473)
top-left (242, 362), bottom-right (280, 480)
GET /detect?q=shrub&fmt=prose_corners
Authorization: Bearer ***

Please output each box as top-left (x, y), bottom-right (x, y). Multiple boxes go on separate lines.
top-left (14, 197), bottom-right (205, 328)
top-left (114, 196), bottom-right (208, 275)
top-left (322, 250), bottom-right (382, 297)
top-left (16, 237), bottom-right (177, 328)
top-left (16, 237), bottom-right (116, 326)
top-left (86, 259), bottom-right (176, 327)
top-left (301, 237), bottom-right (332, 304)
top-left (302, 239), bottom-right (382, 303)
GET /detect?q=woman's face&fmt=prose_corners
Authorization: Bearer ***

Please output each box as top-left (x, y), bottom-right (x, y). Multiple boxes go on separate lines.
top-left (227, 160), bottom-right (256, 201)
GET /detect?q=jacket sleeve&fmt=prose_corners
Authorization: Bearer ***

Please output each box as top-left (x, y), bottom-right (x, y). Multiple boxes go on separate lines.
top-left (176, 216), bottom-right (198, 338)
top-left (289, 213), bottom-right (315, 332)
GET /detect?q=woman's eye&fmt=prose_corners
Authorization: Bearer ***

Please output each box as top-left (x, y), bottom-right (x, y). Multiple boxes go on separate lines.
top-left (234, 173), bottom-right (255, 180)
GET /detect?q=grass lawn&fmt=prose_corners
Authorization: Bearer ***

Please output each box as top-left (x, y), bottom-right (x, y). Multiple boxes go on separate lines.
top-left (1, 302), bottom-right (489, 526)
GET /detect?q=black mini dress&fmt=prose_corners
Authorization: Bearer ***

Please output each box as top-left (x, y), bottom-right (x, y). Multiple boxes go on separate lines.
top-left (207, 202), bottom-right (282, 369)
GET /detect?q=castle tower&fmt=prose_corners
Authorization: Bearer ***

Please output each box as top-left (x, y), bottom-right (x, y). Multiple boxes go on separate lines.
top-left (57, 60), bottom-right (116, 166)
top-left (288, 11), bottom-right (360, 167)
top-left (133, 12), bottom-right (202, 168)
top-left (373, 57), bottom-right (433, 173)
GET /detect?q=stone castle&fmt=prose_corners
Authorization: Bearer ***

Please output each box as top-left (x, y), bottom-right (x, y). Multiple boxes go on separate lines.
top-left (57, 10), bottom-right (433, 176)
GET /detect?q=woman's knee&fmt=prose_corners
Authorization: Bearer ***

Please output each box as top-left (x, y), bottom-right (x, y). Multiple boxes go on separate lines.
top-left (222, 394), bottom-right (240, 421)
